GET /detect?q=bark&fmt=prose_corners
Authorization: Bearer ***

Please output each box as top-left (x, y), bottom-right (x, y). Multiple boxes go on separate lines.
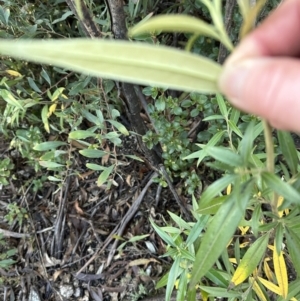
top-left (65, 0), bottom-right (102, 38)
top-left (105, 0), bottom-right (162, 166)
top-left (217, 0), bottom-right (236, 64)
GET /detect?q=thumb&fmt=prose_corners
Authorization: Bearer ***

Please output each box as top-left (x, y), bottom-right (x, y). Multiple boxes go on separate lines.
top-left (218, 57), bottom-right (300, 132)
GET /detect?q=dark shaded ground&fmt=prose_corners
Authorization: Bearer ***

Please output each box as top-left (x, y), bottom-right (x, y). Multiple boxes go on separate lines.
top-left (0, 134), bottom-right (187, 301)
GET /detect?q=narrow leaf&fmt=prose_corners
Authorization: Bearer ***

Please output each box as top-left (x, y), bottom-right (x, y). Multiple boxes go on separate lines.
top-left (230, 233), bottom-right (269, 287)
top-left (107, 119), bottom-right (129, 136)
top-left (286, 229), bottom-right (300, 277)
top-left (273, 243), bottom-right (288, 298)
top-left (204, 146), bottom-right (243, 167)
top-left (166, 256), bottom-right (182, 301)
top-left (41, 105), bottom-right (50, 133)
top-left (69, 130), bottom-right (96, 139)
top-left (129, 15), bottom-right (219, 40)
top-left (97, 165), bottom-right (114, 186)
top-left (277, 131), bottom-right (299, 175)
top-left (0, 39), bottom-right (222, 93)
top-left (150, 219), bottom-right (177, 248)
top-left (216, 94), bottom-right (228, 118)
top-left (39, 161), bottom-right (64, 168)
top-left (261, 172), bottom-right (300, 206)
top-left (0, 89), bottom-right (23, 109)
top-left (198, 286), bottom-right (240, 298)
top-left (258, 277), bottom-right (281, 295)
top-left (198, 174), bottom-right (237, 210)
top-left (249, 277), bottom-right (268, 301)
top-left (27, 77), bottom-right (42, 93)
top-left (190, 181), bottom-right (252, 288)
top-left (86, 163), bottom-right (105, 171)
top-left (33, 141), bottom-right (67, 151)
top-left (79, 149), bottom-right (107, 158)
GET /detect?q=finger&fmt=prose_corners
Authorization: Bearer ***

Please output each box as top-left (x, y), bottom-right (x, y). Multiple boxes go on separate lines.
top-left (219, 57), bottom-right (300, 132)
top-left (226, 0), bottom-right (300, 65)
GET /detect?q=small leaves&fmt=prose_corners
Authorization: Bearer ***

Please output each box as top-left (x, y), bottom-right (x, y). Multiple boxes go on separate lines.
top-left (230, 233), bottom-right (269, 287)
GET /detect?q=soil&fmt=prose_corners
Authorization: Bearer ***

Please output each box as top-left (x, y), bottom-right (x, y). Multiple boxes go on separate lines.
top-left (0, 134), bottom-right (185, 301)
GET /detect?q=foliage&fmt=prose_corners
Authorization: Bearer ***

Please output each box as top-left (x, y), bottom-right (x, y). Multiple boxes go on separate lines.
top-left (0, 0), bottom-right (297, 301)
top-left (0, 157), bottom-right (14, 185)
top-left (5, 202), bottom-right (28, 227)
top-left (0, 234), bottom-right (17, 270)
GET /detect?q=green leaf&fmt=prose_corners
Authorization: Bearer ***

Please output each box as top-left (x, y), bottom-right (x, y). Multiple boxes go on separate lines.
top-left (216, 94), bottom-right (228, 118)
top-left (228, 120), bottom-right (243, 138)
top-left (0, 7), bottom-right (10, 26)
top-left (239, 121), bottom-right (255, 164)
top-left (204, 146), bottom-right (243, 167)
top-left (183, 130), bottom-right (225, 164)
top-left (168, 211), bottom-right (191, 230)
top-left (0, 39), bottom-right (222, 94)
top-left (198, 174), bottom-right (237, 209)
top-left (275, 223), bottom-right (284, 256)
top-left (156, 272), bottom-right (170, 289)
top-left (202, 114), bottom-right (224, 121)
top-left (190, 180), bottom-right (252, 288)
top-left (285, 229), bottom-right (300, 277)
top-left (86, 163), bottom-right (106, 171)
top-left (0, 259), bottom-right (15, 269)
top-left (186, 215), bottom-right (209, 247)
top-left (166, 256), bottom-right (182, 301)
top-left (27, 77), bottom-right (42, 93)
top-left (0, 89), bottom-right (24, 109)
top-left (150, 219), bottom-right (177, 248)
top-left (129, 15), bottom-right (219, 40)
top-left (41, 68), bottom-right (51, 85)
top-left (230, 233), bottom-right (269, 287)
top-left (198, 195), bottom-right (227, 215)
top-left (261, 172), bottom-right (300, 206)
top-left (230, 107), bottom-right (240, 125)
top-left (107, 119), bottom-right (129, 136)
top-left (69, 130), bottom-right (96, 139)
top-left (277, 131), bottom-right (299, 175)
top-left (124, 154), bottom-right (144, 162)
top-left (97, 165), bottom-right (114, 186)
top-left (79, 149), bottom-right (107, 158)
top-left (33, 141), bottom-right (67, 151)
top-left (41, 105), bottom-right (50, 133)
top-left (199, 286), bottom-right (241, 298)
top-left (39, 161), bottom-right (64, 169)
top-left (82, 109), bottom-right (102, 126)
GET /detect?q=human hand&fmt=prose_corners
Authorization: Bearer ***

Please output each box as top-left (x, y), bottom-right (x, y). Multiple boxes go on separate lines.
top-left (218, 0), bottom-right (300, 132)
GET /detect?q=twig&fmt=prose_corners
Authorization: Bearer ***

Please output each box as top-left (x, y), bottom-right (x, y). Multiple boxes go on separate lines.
top-left (0, 228), bottom-right (30, 238)
top-left (51, 176), bottom-right (71, 259)
top-left (76, 172), bottom-right (157, 274)
top-left (158, 165), bottom-right (192, 220)
top-left (65, 0), bottom-right (102, 38)
top-left (218, 0), bottom-right (236, 64)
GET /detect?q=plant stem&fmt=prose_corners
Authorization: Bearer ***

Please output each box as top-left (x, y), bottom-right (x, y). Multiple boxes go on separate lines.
top-left (262, 120), bottom-right (274, 173)
top-left (263, 119), bottom-right (278, 215)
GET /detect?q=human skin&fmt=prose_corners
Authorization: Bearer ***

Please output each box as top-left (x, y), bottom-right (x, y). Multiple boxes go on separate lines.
top-left (218, 0), bottom-right (300, 132)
